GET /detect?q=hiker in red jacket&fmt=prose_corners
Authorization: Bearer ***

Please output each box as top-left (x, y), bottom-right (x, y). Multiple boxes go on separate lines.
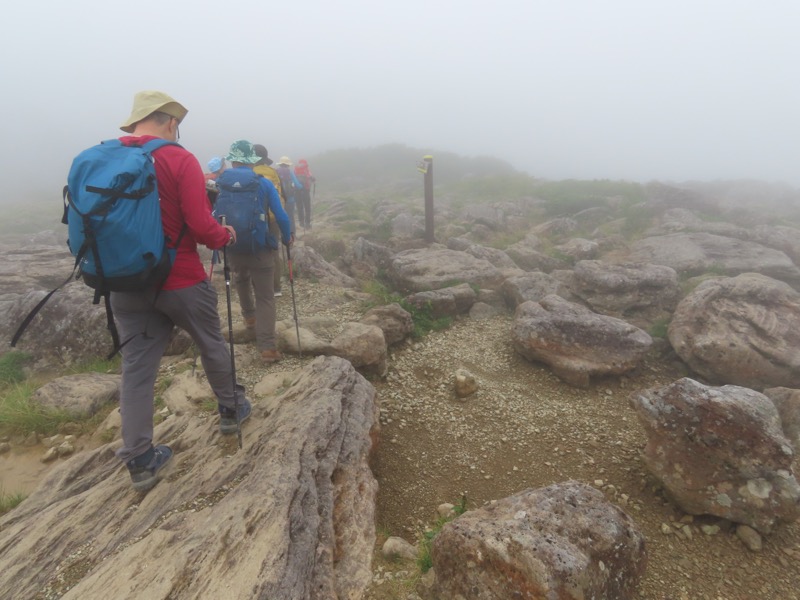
top-left (113, 91), bottom-right (252, 491)
top-left (294, 158), bottom-right (315, 231)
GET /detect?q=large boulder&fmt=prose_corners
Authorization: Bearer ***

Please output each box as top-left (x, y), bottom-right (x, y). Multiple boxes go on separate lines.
top-left (291, 245), bottom-right (357, 288)
top-left (360, 303), bottom-right (414, 346)
top-left (501, 272), bottom-right (574, 308)
top-left (762, 387), bottom-right (800, 456)
top-left (429, 481), bottom-right (647, 599)
top-left (629, 232), bottom-right (800, 287)
top-left (7, 281), bottom-right (113, 366)
top-left (404, 283), bottom-right (477, 319)
top-left (566, 260), bottom-right (681, 325)
top-left (668, 273), bottom-right (800, 389)
top-left (512, 295), bottom-right (652, 387)
top-left (31, 373), bottom-right (120, 418)
top-left (631, 378), bottom-right (800, 534)
top-left (0, 356), bottom-right (379, 600)
top-left (387, 248), bottom-right (504, 293)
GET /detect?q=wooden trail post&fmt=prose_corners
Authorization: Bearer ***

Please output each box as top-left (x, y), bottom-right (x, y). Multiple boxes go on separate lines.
top-left (418, 155), bottom-right (434, 243)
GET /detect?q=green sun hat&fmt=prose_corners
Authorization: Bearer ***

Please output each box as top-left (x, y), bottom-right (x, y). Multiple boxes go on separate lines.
top-left (226, 140), bottom-right (261, 164)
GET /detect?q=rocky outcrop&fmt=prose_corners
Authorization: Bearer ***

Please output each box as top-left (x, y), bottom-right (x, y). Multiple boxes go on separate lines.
top-left (31, 373), bottom-right (120, 418)
top-left (512, 295), bottom-right (653, 387)
top-left (631, 378), bottom-right (800, 534)
top-left (388, 248), bottom-right (504, 293)
top-left (501, 272), bottom-right (574, 308)
top-left (292, 245), bottom-right (357, 288)
top-left (629, 232), bottom-right (800, 287)
top-left (565, 260), bottom-right (681, 325)
top-left (360, 302), bottom-right (414, 346)
top-left (0, 356), bottom-right (379, 600)
top-left (404, 283), bottom-right (477, 319)
top-left (331, 322), bottom-right (388, 377)
top-left (763, 387), bottom-right (800, 455)
top-left (429, 481), bottom-right (647, 599)
top-left (668, 273), bottom-right (800, 389)
top-left (7, 281), bottom-right (113, 366)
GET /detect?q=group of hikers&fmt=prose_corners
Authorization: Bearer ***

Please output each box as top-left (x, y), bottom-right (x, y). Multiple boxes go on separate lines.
top-left (68, 90), bottom-right (312, 491)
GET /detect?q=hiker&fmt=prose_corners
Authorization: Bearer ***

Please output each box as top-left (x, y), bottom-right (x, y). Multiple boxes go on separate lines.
top-left (216, 140), bottom-right (292, 363)
top-left (275, 156), bottom-right (303, 236)
top-left (112, 91), bottom-right (252, 490)
top-left (204, 156), bottom-right (225, 206)
top-left (294, 158), bottom-right (315, 230)
top-left (253, 144), bottom-right (286, 297)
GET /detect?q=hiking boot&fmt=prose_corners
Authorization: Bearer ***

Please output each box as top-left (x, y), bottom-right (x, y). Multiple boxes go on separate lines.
top-left (126, 445), bottom-right (173, 492)
top-left (245, 317), bottom-right (256, 329)
top-left (219, 398), bottom-right (252, 435)
top-left (274, 290), bottom-right (283, 297)
top-left (261, 349), bottom-right (283, 363)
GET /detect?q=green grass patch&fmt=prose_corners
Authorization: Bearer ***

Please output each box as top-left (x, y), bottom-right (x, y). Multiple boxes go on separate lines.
top-left (0, 488), bottom-right (26, 516)
top-left (418, 495), bottom-right (468, 573)
top-left (535, 179), bottom-right (646, 217)
top-left (648, 317), bottom-right (671, 339)
top-left (65, 356), bottom-right (121, 376)
top-left (0, 383), bottom-right (78, 435)
top-left (0, 352), bottom-right (33, 386)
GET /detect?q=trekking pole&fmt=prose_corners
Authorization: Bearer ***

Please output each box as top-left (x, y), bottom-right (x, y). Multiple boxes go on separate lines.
top-left (220, 217), bottom-right (242, 449)
top-left (286, 245), bottom-right (302, 358)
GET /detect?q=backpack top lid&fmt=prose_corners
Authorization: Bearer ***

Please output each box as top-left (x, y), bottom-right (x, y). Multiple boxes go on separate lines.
top-left (217, 166), bottom-right (261, 192)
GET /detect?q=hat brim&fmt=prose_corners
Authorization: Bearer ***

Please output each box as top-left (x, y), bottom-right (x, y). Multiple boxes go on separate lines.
top-left (119, 99), bottom-right (188, 133)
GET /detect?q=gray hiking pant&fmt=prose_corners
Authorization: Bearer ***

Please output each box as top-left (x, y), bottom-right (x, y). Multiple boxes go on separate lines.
top-left (111, 280), bottom-right (245, 463)
top-left (229, 248), bottom-right (277, 352)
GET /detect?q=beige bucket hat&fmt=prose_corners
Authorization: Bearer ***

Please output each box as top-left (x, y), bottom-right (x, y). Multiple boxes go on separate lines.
top-left (119, 90), bottom-right (188, 133)
top-left (277, 156), bottom-right (293, 166)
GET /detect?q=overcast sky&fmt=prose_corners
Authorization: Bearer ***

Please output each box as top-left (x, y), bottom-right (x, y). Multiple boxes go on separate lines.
top-left (2, 0), bottom-right (799, 204)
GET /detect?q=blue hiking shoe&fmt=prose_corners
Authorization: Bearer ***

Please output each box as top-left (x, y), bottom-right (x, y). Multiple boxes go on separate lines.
top-left (219, 398), bottom-right (252, 435)
top-left (126, 445), bottom-right (173, 492)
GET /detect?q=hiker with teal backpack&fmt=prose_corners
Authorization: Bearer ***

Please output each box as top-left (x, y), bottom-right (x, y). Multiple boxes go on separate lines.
top-left (85, 91), bottom-right (251, 491)
top-left (214, 140), bottom-right (292, 364)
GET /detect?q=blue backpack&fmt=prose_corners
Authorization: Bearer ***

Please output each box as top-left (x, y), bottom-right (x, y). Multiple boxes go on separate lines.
top-left (214, 168), bottom-right (276, 252)
top-left (11, 138), bottom-right (184, 352)
top-left (66, 138), bottom-right (182, 291)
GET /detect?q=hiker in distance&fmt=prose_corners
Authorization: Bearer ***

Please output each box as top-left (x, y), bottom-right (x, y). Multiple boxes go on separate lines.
top-left (204, 155), bottom-right (226, 207)
top-left (275, 156), bottom-right (303, 237)
top-left (214, 140), bottom-right (293, 364)
top-left (253, 144), bottom-right (287, 297)
top-left (112, 91), bottom-right (253, 490)
top-left (294, 158), bottom-right (315, 231)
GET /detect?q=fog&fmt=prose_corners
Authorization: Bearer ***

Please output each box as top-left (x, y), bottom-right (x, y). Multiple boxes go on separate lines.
top-left (2, 0), bottom-right (800, 206)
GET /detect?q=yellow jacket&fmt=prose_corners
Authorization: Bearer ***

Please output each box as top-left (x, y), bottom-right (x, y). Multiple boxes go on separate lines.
top-left (253, 164), bottom-right (286, 203)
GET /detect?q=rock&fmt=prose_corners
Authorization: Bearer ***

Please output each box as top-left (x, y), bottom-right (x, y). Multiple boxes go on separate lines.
top-left (430, 481), bottom-right (647, 599)
top-left (382, 536), bottom-right (417, 561)
top-left (668, 273), bottom-right (800, 389)
top-left (360, 303), bottom-right (414, 346)
top-left (331, 322), bottom-right (388, 377)
top-left (30, 373), bottom-right (120, 419)
top-left (446, 237), bottom-right (518, 270)
top-left (0, 356), bottom-right (379, 600)
top-left (40, 447), bottom-right (58, 463)
top-left (555, 237), bottom-right (599, 260)
top-left (388, 248), bottom-right (504, 293)
top-left (6, 281), bottom-right (115, 366)
top-left (276, 316), bottom-right (337, 355)
top-left (405, 283), bottom-right (476, 319)
top-left (57, 442), bottom-right (75, 457)
top-left (512, 295), bottom-right (652, 387)
top-left (437, 503), bottom-right (456, 519)
top-left (501, 272), bottom-right (574, 308)
top-left (762, 387), bottom-right (800, 454)
top-left (631, 377), bottom-right (800, 534)
top-left (468, 302), bottom-right (502, 320)
top-left (736, 525), bottom-right (763, 552)
top-left (291, 245), bottom-right (357, 288)
top-left (0, 442), bottom-right (9, 455)
top-left (454, 369), bottom-right (478, 398)
top-left (567, 260), bottom-right (681, 326)
top-left (630, 232), bottom-right (800, 287)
